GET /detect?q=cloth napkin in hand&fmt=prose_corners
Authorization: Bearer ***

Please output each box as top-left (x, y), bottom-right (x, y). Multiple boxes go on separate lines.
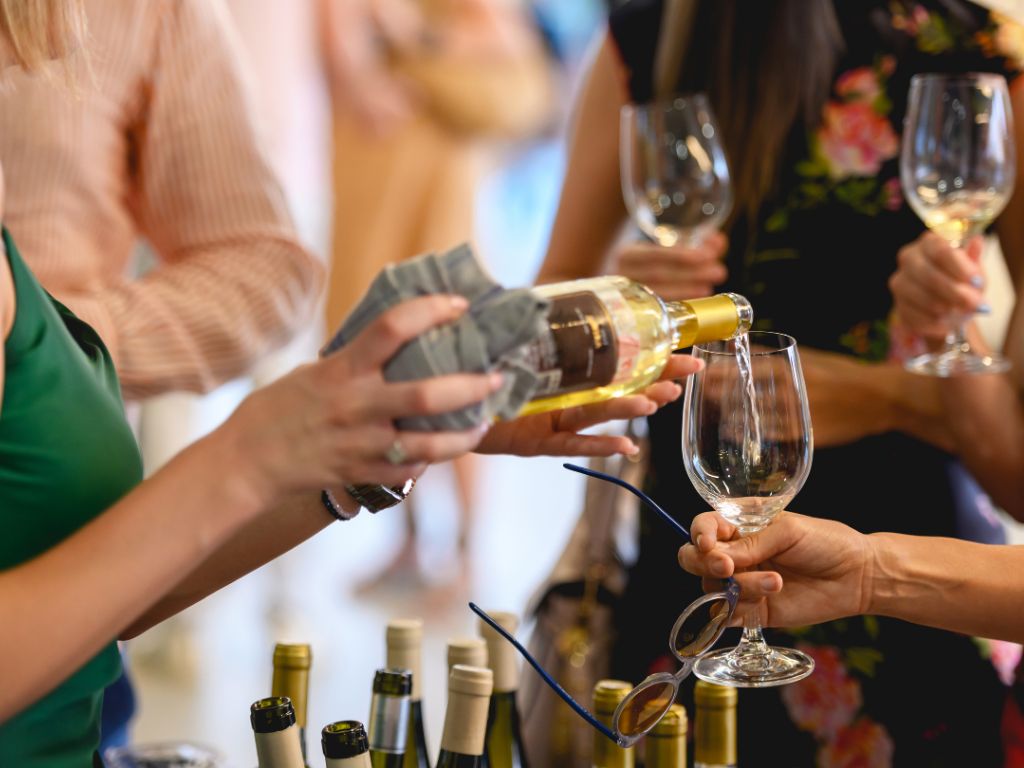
top-left (322, 243), bottom-right (551, 431)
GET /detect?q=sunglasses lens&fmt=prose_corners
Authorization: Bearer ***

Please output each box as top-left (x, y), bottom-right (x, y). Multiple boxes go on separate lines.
top-left (672, 595), bottom-right (732, 658)
top-left (616, 680), bottom-right (676, 737)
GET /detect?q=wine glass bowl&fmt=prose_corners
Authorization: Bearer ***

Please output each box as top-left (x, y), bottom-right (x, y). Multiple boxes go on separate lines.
top-left (899, 72), bottom-right (1016, 375)
top-left (682, 332), bottom-right (815, 687)
top-left (620, 94), bottom-right (733, 247)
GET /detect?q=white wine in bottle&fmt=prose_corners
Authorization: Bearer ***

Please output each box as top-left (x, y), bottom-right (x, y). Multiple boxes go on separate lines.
top-left (435, 665), bottom-right (493, 768)
top-left (251, 696), bottom-right (306, 768)
top-left (387, 620), bottom-right (431, 768)
top-left (323, 721), bottom-right (373, 768)
top-left (591, 681), bottom-right (634, 768)
top-left (645, 704), bottom-right (687, 768)
top-left (693, 681), bottom-right (737, 768)
top-left (271, 643), bottom-right (312, 767)
top-left (369, 669), bottom-right (413, 768)
top-left (447, 637), bottom-right (488, 674)
top-left (519, 280), bottom-right (752, 416)
top-left (478, 611), bottom-right (528, 768)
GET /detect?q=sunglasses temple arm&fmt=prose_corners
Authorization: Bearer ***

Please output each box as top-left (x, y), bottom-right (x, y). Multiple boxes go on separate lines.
top-left (563, 462), bottom-right (690, 540)
top-left (469, 602), bottom-right (621, 746)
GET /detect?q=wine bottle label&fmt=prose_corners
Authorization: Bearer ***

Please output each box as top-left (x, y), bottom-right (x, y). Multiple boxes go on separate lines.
top-left (525, 287), bottom-right (639, 399)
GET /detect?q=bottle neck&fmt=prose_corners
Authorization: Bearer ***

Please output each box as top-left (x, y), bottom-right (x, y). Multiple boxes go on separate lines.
top-left (327, 754), bottom-right (372, 768)
top-left (666, 293), bottom-right (753, 350)
top-left (694, 707), bottom-right (736, 767)
top-left (403, 701), bottom-right (430, 768)
top-left (255, 725), bottom-right (307, 768)
top-left (435, 750), bottom-right (482, 768)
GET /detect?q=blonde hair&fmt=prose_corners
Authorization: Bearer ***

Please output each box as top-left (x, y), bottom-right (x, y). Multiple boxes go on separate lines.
top-left (0, 0), bottom-right (86, 71)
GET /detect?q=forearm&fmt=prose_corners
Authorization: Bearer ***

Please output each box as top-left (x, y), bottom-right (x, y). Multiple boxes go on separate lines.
top-left (937, 364), bottom-right (1024, 519)
top-left (62, 237), bottom-right (322, 399)
top-left (122, 492), bottom-right (334, 638)
top-left (868, 533), bottom-right (1024, 643)
top-left (0, 427), bottom-right (261, 720)
top-left (535, 34), bottom-right (628, 285)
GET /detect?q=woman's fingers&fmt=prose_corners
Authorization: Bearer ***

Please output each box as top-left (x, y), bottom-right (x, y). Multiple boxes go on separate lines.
top-left (341, 295), bottom-right (470, 372)
top-left (353, 371), bottom-right (503, 421)
top-left (660, 354), bottom-right (703, 381)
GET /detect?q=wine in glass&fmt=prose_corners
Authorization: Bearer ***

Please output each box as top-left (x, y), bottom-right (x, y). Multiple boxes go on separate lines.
top-left (682, 332), bottom-right (814, 687)
top-left (900, 72), bottom-right (1016, 375)
top-left (620, 94), bottom-right (732, 247)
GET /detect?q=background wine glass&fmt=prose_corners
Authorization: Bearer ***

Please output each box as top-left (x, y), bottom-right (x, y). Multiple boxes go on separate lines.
top-left (900, 72), bottom-right (1016, 375)
top-left (620, 94), bottom-right (732, 247)
top-left (681, 332), bottom-right (814, 687)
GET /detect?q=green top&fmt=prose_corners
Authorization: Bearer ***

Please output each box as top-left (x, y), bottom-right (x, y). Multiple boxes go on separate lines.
top-left (0, 229), bottom-right (144, 766)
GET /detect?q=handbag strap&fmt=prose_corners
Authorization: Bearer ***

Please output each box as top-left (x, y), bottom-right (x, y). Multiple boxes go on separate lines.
top-left (653, 0), bottom-right (698, 102)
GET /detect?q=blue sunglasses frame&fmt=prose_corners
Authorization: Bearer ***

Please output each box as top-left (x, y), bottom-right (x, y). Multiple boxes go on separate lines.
top-left (470, 461), bottom-right (739, 748)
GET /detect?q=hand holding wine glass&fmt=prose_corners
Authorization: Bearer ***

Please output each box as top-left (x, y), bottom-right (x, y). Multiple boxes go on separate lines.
top-left (899, 72), bottom-right (1016, 375)
top-left (681, 331), bottom-right (814, 687)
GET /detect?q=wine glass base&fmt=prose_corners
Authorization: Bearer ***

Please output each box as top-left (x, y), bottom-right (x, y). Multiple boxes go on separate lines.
top-left (693, 646), bottom-right (815, 688)
top-left (905, 350), bottom-right (1010, 377)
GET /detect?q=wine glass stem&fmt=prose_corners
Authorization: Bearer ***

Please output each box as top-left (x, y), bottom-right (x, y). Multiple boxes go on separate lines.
top-left (944, 321), bottom-right (971, 356)
top-left (728, 563), bottom-right (773, 673)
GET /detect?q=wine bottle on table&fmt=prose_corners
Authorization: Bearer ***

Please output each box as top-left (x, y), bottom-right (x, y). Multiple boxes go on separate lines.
top-left (591, 680), bottom-right (634, 768)
top-left (645, 704), bottom-right (687, 768)
top-left (251, 696), bottom-right (306, 768)
top-left (271, 643), bottom-right (312, 766)
top-left (477, 611), bottom-right (528, 768)
top-left (519, 281), bottom-right (752, 416)
top-left (447, 637), bottom-right (487, 673)
top-left (435, 665), bottom-right (493, 768)
top-left (387, 619), bottom-right (431, 768)
top-left (323, 721), bottom-right (373, 768)
top-left (369, 669), bottom-right (413, 768)
top-left (693, 680), bottom-right (737, 768)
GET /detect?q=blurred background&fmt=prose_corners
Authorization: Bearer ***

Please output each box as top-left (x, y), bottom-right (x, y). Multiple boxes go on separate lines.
top-left (106, 0), bottom-right (1023, 763)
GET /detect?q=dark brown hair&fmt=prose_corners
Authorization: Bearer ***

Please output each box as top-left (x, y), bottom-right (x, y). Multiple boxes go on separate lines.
top-left (659, 0), bottom-right (844, 222)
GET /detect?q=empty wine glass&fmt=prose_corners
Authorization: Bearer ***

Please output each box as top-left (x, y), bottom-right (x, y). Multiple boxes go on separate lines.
top-left (682, 332), bottom-right (814, 687)
top-left (620, 94), bottom-right (732, 247)
top-left (900, 72), bottom-right (1016, 375)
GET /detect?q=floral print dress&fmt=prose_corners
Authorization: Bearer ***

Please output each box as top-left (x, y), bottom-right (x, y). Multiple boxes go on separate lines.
top-left (608, 2), bottom-right (1023, 766)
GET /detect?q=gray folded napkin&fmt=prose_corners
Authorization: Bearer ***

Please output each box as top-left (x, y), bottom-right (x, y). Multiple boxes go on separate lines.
top-left (322, 244), bottom-right (551, 431)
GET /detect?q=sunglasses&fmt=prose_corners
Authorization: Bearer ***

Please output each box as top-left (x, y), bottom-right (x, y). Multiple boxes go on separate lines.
top-left (470, 462), bottom-right (739, 749)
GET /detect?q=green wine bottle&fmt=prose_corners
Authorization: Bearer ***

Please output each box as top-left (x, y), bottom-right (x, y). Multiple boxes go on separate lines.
top-left (435, 665), bottom-right (493, 768)
top-left (646, 704), bottom-right (687, 768)
top-left (271, 643), bottom-right (312, 767)
top-left (591, 681), bottom-right (634, 768)
top-left (323, 721), bottom-right (372, 768)
top-left (694, 681), bottom-right (737, 768)
top-left (250, 696), bottom-right (306, 768)
top-left (447, 636), bottom-right (487, 674)
top-left (388, 620), bottom-right (431, 768)
top-left (478, 611), bottom-right (529, 768)
top-left (369, 669), bottom-right (412, 768)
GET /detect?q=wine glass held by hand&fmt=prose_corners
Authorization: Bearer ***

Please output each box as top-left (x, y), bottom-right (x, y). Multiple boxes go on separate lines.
top-left (682, 331), bottom-right (814, 687)
top-left (899, 72), bottom-right (1017, 376)
top-left (620, 94), bottom-right (733, 249)
top-left (469, 462), bottom-right (740, 749)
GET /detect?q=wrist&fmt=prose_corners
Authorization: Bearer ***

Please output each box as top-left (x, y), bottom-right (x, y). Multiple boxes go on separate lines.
top-left (863, 532), bottom-right (906, 620)
top-left (210, 412), bottom-right (279, 514)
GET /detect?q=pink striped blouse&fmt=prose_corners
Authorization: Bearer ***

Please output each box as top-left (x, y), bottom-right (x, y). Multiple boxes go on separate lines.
top-left (0, 0), bottom-right (324, 399)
